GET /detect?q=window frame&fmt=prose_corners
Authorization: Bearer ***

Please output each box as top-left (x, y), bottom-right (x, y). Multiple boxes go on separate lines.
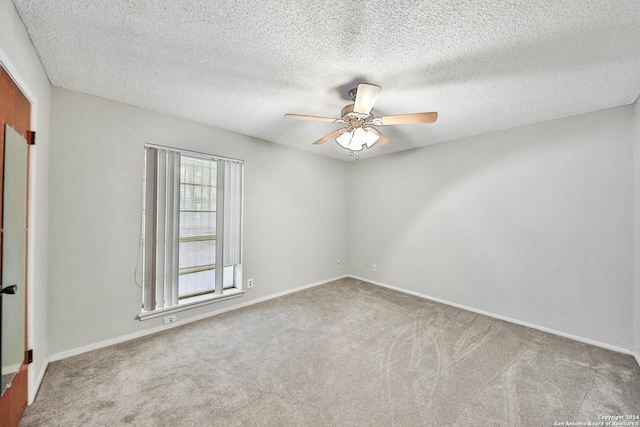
top-left (138, 144), bottom-right (244, 321)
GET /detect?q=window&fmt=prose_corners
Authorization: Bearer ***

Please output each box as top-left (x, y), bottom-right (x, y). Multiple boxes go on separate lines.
top-left (139, 145), bottom-right (243, 318)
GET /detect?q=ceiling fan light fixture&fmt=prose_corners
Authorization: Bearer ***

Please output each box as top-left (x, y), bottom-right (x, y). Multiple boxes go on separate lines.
top-left (335, 127), bottom-right (380, 151)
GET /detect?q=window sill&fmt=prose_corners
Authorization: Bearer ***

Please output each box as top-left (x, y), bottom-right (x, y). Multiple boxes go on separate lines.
top-left (137, 288), bottom-right (244, 321)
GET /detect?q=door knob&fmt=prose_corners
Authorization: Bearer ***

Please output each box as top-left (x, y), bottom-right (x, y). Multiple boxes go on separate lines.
top-left (1, 285), bottom-right (17, 294)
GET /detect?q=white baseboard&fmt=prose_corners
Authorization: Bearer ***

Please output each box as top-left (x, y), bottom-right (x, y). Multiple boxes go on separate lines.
top-left (42, 273), bottom-right (640, 371)
top-left (348, 275), bottom-right (636, 357)
top-left (49, 275), bottom-right (348, 362)
top-left (28, 360), bottom-right (48, 405)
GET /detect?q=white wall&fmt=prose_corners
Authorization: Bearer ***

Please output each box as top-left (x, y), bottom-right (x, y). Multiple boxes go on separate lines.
top-left (634, 99), bottom-right (640, 359)
top-left (349, 107), bottom-right (634, 350)
top-left (48, 88), bottom-right (348, 355)
top-left (0, 0), bottom-right (51, 403)
top-left (48, 91), bottom-right (638, 357)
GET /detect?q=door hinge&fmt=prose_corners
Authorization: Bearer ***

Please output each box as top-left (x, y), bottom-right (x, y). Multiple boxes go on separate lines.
top-left (26, 130), bottom-right (36, 145)
top-left (27, 349), bottom-right (33, 364)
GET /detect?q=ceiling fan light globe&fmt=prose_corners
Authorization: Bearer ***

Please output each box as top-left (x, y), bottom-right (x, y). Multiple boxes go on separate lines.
top-left (336, 131), bottom-right (363, 151)
top-left (351, 141), bottom-right (365, 151)
top-left (358, 127), bottom-right (380, 148)
top-left (336, 130), bottom-right (353, 149)
top-left (336, 127), bottom-right (378, 151)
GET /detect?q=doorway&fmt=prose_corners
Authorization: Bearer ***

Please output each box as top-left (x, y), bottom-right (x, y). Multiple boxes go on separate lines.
top-left (0, 64), bottom-right (32, 427)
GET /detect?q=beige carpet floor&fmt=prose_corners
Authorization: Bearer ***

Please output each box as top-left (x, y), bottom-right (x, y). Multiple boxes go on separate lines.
top-left (20, 278), bottom-right (640, 426)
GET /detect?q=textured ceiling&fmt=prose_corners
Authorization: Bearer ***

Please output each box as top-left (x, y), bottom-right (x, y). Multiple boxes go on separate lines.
top-left (12, 0), bottom-right (640, 161)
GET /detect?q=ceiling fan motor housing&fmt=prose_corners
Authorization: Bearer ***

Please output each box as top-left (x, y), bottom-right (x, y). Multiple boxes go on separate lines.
top-left (341, 104), bottom-right (372, 128)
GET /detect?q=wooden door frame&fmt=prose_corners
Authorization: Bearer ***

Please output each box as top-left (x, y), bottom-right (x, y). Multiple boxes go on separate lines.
top-left (0, 64), bottom-right (32, 427)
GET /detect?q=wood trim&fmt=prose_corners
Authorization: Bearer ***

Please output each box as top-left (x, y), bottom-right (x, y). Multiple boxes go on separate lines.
top-left (0, 68), bottom-right (30, 137)
top-left (0, 365), bottom-right (27, 427)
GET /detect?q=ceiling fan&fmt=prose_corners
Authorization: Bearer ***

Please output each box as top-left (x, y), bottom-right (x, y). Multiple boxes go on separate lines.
top-left (285, 83), bottom-right (438, 158)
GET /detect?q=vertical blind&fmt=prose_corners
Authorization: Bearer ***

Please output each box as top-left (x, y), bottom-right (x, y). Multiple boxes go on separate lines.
top-left (223, 161), bottom-right (242, 267)
top-left (142, 145), bottom-right (243, 313)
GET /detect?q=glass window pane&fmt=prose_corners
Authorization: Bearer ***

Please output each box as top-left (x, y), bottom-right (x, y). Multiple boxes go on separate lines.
top-left (178, 155), bottom-right (217, 298)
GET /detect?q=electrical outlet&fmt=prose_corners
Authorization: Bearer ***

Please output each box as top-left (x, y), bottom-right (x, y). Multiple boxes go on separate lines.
top-left (247, 278), bottom-right (254, 288)
top-left (163, 315), bottom-right (177, 325)
top-left (337, 259), bottom-right (341, 267)
top-left (372, 264), bottom-right (377, 272)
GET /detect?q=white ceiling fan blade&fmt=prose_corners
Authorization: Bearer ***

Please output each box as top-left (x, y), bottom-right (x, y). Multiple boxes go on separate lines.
top-left (375, 112), bottom-right (438, 125)
top-left (365, 127), bottom-right (390, 147)
top-left (312, 127), bottom-right (349, 145)
top-left (353, 84), bottom-right (381, 115)
top-left (285, 114), bottom-right (345, 123)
